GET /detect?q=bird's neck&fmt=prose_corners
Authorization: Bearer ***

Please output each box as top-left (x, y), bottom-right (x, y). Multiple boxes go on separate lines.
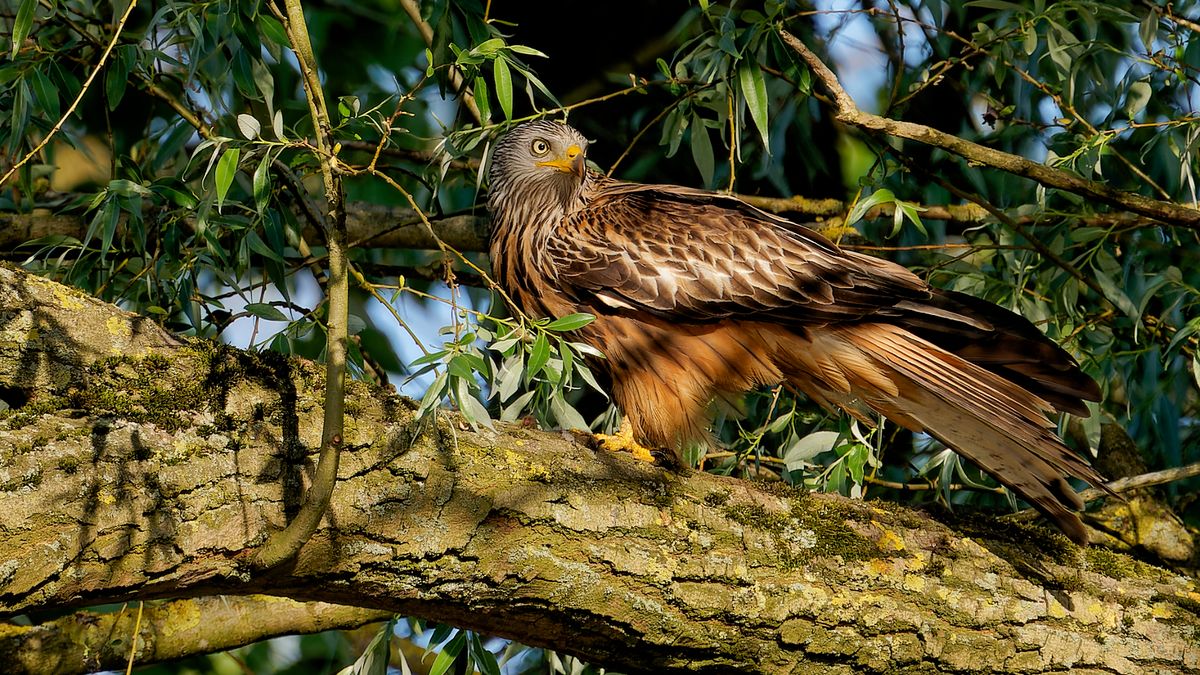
top-left (490, 173), bottom-right (592, 233)
top-left (488, 174), bottom-right (594, 320)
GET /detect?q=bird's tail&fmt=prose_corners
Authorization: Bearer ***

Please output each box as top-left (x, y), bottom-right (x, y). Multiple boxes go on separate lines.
top-left (773, 320), bottom-right (1107, 543)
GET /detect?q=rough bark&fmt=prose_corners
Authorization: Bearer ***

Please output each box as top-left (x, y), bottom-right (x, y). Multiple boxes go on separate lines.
top-left (0, 263), bottom-right (1198, 674)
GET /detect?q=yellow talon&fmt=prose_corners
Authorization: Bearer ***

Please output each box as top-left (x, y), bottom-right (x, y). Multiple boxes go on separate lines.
top-left (595, 418), bottom-right (657, 463)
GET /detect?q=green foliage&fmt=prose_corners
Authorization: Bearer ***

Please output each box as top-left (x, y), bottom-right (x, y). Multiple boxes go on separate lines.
top-left (3, 0), bottom-right (1200, 670)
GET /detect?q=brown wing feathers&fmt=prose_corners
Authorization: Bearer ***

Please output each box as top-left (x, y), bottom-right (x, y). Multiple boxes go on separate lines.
top-left (558, 183), bottom-right (1106, 543)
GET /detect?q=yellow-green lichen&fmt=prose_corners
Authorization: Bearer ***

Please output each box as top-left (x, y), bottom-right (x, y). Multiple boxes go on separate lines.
top-left (1083, 546), bottom-right (1160, 582)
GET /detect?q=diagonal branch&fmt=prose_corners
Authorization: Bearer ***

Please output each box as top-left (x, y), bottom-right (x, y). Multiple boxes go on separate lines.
top-left (0, 1), bottom-right (139, 188)
top-left (779, 30), bottom-right (1200, 230)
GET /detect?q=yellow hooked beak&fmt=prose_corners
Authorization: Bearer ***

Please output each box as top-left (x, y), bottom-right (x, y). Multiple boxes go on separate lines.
top-left (537, 144), bottom-right (585, 178)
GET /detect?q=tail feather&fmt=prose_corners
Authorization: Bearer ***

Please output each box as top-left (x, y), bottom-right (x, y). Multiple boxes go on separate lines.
top-left (775, 322), bottom-right (1108, 544)
top-left (892, 290), bottom-right (1101, 416)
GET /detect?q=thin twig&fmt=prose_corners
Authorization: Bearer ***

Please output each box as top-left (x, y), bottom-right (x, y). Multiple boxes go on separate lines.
top-left (1004, 461), bottom-right (1200, 523)
top-left (1, 0), bottom-right (138, 187)
top-left (124, 600), bottom-right (144, 674)
top-left (350, 263), bottom-right (431, 358)
top-left (1084, 461), bottom-right (1200, 502)
top-left (397, 0), bottom-right (482, 124)
top-left (1009, 64), bottom-right (1172, 201)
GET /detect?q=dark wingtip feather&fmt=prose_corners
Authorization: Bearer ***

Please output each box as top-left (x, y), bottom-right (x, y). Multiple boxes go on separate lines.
top-left (898, 289), bottom-right (1102, 415)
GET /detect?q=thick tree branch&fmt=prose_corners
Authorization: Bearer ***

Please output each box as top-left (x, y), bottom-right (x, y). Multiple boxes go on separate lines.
top-left (1, 264), bottom-right (1198, 673)
top-left (0, 207), bottom-right (490, 256)
top-left (0, 596), bottom-right (392, 675)
top-left (779, 30), bottom-right (1200, 230)
top-left (0, 197), bottom-right (1161, 261)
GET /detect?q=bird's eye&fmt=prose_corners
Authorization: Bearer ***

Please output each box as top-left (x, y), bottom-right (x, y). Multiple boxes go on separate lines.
top-left (530, 139), bottom-right (550, 156)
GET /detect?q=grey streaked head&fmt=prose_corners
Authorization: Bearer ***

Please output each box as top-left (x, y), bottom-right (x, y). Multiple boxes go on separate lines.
top-left (487, 120), bottom-right (590, 218)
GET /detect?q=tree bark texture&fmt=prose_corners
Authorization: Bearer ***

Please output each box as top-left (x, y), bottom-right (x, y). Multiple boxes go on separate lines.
top-left (0, 263), bottom-right (1198, 674)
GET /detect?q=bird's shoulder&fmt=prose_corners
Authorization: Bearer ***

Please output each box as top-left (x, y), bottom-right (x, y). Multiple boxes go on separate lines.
top-left (540, 176), bottom-right (930, 321)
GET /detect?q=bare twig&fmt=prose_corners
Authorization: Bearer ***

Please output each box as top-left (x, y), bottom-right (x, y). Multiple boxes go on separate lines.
top-left (1004, 461), bottom-right (1200, 524)
top-left (1083, 461), bottom-right (1200, 502)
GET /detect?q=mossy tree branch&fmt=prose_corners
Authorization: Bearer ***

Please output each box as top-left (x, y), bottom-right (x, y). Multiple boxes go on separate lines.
top-left (0, 596), bottom-right (392, 675)
top-left (0, 264), bottom-right (1198, 674)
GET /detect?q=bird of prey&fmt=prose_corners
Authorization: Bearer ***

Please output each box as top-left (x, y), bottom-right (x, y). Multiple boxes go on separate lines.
top-left (486, 119), bottom-right (1108, 543)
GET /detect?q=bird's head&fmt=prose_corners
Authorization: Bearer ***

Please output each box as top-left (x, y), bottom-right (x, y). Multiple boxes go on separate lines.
top-left (487, 120), bottom-right (590, 217)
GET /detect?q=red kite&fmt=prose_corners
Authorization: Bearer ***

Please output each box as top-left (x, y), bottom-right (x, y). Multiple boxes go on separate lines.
top-left (487, 120), bottom-right (1107, 543)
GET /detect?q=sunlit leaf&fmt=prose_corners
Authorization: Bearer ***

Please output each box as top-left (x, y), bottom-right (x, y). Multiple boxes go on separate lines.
top-left (782, 430), bottom-right (840, 471)
top-left (543, 313), bottom-right (594, 331)
top-left (526, 332), bottom-right (550, 382)
top-left (496, 357), bottom-right (524, 401)
top-left (215, 147), bottom-right (241, 210)
top-left (501, 390), bottom-right (537, 422)
top-left (473, 38), bottom-right (507, 57)
top-left (494, 57), bottom-right (513, 120)
top-left (237, 114), bottom-right (261, 140)
top-left (550, 391), bottom-right (589, 432)
top-left (428, 631), bottom-right (466, 675)
top-left (738, 61), bottom-right (770, 150)
top-left (846, 188), bottom-right (894, 226)
top-left (417, 371), bottom-right (449, 420)
top-left (509, 45), bottom-right (548, 58)
top-left (455, 376), bottom-right (494, 431)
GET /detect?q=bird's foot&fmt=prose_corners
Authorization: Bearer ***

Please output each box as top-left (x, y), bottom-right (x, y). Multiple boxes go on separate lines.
top-left (594, 419), bottom-right (657, 463)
